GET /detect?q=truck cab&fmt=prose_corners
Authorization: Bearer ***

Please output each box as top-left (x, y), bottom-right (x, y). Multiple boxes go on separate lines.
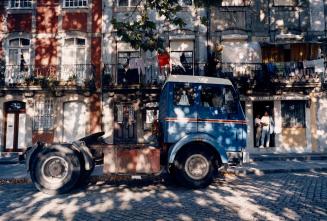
top-left (158, 75), bottom-right (247, 188)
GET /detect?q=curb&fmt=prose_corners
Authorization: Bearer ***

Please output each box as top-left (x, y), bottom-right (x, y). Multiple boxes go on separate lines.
top-left (251, 156), bottom-right (327, 162)
top-left (230, 167), bottom-right (327, 176)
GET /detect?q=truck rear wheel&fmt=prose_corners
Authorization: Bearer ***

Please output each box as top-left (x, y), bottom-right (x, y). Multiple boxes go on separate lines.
top-left (30, 148), bottom-right (81, 195)
top-left (173, 148), bottom-right (214, 188)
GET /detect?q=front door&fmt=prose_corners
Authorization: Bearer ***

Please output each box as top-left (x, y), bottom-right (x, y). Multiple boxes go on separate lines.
top-left (114, 103), bottom-right (137, 144)
top-left (4, 101), bottom-right (26, 152)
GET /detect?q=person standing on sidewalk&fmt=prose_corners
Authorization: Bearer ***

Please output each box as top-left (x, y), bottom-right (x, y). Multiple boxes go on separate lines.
top-left (260, 111), bottom-right (274, 148)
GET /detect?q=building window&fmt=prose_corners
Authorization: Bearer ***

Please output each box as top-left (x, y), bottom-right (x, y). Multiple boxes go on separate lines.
top-left (273, 0), bottom-right (297, 6)
top-left (62, 38), bottom-right (86, 64)
top-left (8, 38), bottom-right (30, 66)
top-left (281, 101), bottom-right (305, 128)
top-left (220, 0), bottom-right (251, 6)
top-left (117, 0), bottom-right (138, 7)
top-left (64, 0), bottom-right (88, 7)
top-left (33, 99), bottom-right (54, 131)
top-left (117, 51), bottom-right (141, 84)
top-left (7, 38), bottom-right (31, 84)
top-left (61, 38), bottom-right (87, 80)
top-left (170, 40), bottom-right (194, 75)
top-left (10, 0), bottom-right (32, 8)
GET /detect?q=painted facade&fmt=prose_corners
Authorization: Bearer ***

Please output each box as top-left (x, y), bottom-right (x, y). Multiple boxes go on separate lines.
top-left (1, 0), bottom-right (327, 154)
top-left (0, 0), bottom-right (102, 152)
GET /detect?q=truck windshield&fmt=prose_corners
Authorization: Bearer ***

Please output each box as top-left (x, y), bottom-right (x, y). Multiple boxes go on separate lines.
top-left (173, 83), bottom-right (196, 106)
top-left (200, 85), bottom-right (238, 114)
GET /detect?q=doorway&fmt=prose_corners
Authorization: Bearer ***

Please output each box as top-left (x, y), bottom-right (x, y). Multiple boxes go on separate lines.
top-left (114, 103), bottom-right (137, 144)
top-left (4, 101), bottom-right (26, 152)
top-left (253, 101), bottom-right (275, 147)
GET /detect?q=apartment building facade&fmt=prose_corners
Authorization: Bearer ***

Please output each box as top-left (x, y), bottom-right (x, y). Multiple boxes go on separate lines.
top-left (1, 0), bottom-right (327, 154)
top-left (0, 0), bottom-right (102, 153)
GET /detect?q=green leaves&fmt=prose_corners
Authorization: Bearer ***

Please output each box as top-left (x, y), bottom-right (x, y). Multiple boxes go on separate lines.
top-left (112, 0), bottom-right (186, 52)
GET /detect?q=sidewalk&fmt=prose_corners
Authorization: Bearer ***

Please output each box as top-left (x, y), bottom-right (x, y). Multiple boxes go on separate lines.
top-left (1, 153), bottom-right (327, 184)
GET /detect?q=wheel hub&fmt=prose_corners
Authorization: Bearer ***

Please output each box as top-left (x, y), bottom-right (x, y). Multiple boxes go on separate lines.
top-left (185, 154), bottom-right (209, 180)
top-left (42, 156), bottom-right (69, 181)
top-left (48, 160), bottom-right (66, 178)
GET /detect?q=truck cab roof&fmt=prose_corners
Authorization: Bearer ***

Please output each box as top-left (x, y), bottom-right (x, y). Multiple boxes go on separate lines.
top-left (165, 75), bottom-right (233, 86)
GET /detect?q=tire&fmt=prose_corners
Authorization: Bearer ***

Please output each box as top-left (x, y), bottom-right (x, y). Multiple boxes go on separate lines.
top-left (173, 148), bottom-right (215, 189)
top-left (30, 148), bottom-right (81, 195)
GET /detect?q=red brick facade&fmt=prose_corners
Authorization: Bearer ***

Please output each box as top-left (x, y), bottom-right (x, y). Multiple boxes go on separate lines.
top-left (62, 12), bottom-right (88, 32)
top-left (35, 38), bottom-right (58, 66)
top-left (7, 14), bottom-right (32, 33)
top-left (36, 6), bottom-right (59, 34)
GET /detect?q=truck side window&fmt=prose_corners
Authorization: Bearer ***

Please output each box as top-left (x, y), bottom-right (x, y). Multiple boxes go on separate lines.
top-left (174, 84), bottom-right (195, 106)
top-left (201, 86), bottom-right (224, 109)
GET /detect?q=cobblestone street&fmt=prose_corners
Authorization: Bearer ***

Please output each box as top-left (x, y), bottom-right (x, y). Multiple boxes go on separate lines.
top-left (0, 172), bottom-right (326, 221)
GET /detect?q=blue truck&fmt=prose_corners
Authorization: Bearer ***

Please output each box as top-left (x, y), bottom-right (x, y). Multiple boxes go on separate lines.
top-left (26, 75), bottom-right (248, 194)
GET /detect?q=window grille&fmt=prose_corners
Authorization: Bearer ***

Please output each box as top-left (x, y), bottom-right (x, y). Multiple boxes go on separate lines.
top-left (33, 99), bottom-right (54, 131)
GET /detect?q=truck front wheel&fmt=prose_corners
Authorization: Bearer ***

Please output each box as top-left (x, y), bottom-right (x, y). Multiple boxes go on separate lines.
top-left (173, 148), bottom-right (214, 188)
top-left (30, 148), bottom-right (81, 195)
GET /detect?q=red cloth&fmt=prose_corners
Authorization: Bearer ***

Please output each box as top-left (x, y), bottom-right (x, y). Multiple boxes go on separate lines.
top-left (157, 52), bottom-right (170, 68)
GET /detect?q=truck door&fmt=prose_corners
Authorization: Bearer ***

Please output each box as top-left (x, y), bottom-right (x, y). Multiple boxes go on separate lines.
top-left (198, 84), bottom-right (244, 151)
top-left (166, 82), bottom-right (197, 143)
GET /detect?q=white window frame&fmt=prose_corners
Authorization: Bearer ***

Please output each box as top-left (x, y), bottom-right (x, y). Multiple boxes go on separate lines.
top-left (9, 0), bottom-right (33, 9)
top-left (221, 0), bottom-right (251, 7)
top-left (117, 0), bottom-right (140, 7)
top-left (63, 0), bottom-right (88, 8)
top-left (61, 37), bottom-right (87, 82)
top-left (170, 40), bottom-right (195, 76)
top-left (273, 0), bottom-right (297, 6)
top-left (62, 37), bottom-right (87, 65)
top-left (7, 38), bottom-right (31, 66)
top-left (33, 99), bottom-right (54, 131)
top-left (6, 38), bottom-right (31, 84)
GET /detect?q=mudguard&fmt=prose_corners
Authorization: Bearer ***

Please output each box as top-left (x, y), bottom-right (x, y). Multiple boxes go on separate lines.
top-left (25, 142), bottom-right (44, 171)
top-left (168, 133), bottom-right (229, 165)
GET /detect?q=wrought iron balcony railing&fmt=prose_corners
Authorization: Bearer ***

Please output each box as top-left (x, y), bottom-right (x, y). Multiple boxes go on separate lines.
top-left (102, 64), bottom-right (165, 88)
top-left (102, 63), bottom-right (208, 88)
top-left (0, 64), bottom-right (95, 89)
top-left (220, 61), bottom-right (325, 92)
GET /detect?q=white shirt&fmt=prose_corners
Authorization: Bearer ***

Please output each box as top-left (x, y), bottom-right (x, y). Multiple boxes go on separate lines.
top-left (260, 116), bottom-right (270, 128)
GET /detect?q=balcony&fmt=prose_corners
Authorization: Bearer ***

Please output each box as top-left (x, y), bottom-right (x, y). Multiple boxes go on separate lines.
top-left (221, 62), bottom-right (324, 94)
top-left (102, 64), bottom-right (165, 89)
top-left (102, 63), bottom-right (207, 89)
top-left (0, 64), bottom-right (95, 91)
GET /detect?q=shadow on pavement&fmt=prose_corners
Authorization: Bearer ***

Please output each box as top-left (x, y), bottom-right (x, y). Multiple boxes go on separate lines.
top-left (0, 172), bottom-right (326, 221)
